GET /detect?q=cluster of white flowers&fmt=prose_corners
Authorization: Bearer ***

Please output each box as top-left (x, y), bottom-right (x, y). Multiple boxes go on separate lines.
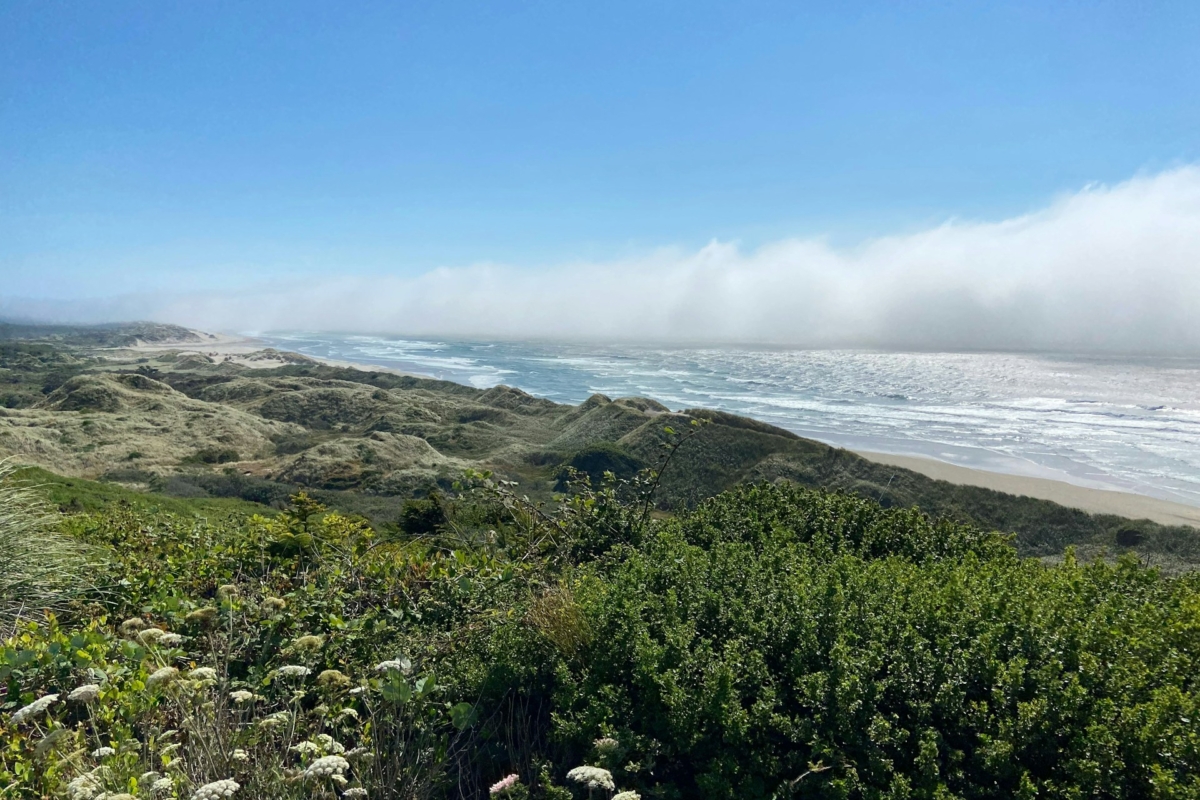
top-left (291, 741), bottom-right (322, 756)
top-left (336, 707), bottom-right (360, 722)
top-left (150, 778), bottom-right (174, 795)
top-left (147, 667), bottom-right (179, 687)
top-left (344, 747), bottom-right (373, 761)
top-left (67, 773), bottom-right (103, 800)
top-left (159, 632), bottom-right (184, 646)
top-left (342, 789), bottom-right (368, 799)
top-left (11, 693), bottom-right (58, 724)
top-left (191, 779), bottom-right (240, 800)
top-left (139, 771), bottom-right (161, 784)
top-left (276, 665), bottom-right (311, 679)
top-left (613, 792), bottom-right (641, 800)
top-left (594, 737), bottom-right (620, 756)
top-left (91, 747), bottom-right (116, 758)
top-left (137, 628), bottom-right (166, 646)
top-left (566, 766), bottom-right (615, 791)
top-left (302, 755), bottom-right (350, 779)
top-left (489, 773), bottom-right (520, 795)
top-left (189, 667), bottom-right (218, 682)
top-left (97, 793), bottom-right (136, 800)
top-left (373, 658), bottom-right (411, 674)
top-left (232, 749), bottom-right (249, 762)
top-left (315, 733), bottom-right (345, 754)
top-left (258, 710), bottom-right (293, 729)
top-left (229, 690), bottom-right (257, 704)
top-left (69, 684), bottom-right (102, 703)
top-left (120, 617), bottom-right (146, 636)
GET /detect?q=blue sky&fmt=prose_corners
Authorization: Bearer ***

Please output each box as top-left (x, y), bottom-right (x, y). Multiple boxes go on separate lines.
top-left (2, 1), bottom-right (1199, 303)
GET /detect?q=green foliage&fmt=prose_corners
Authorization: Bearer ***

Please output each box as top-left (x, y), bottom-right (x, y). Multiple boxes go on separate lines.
top-left (399, 493), bottom-right (449, 536)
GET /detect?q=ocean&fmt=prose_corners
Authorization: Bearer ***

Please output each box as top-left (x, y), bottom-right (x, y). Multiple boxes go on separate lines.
top-left (256, 333), bottom-right (1200, 508)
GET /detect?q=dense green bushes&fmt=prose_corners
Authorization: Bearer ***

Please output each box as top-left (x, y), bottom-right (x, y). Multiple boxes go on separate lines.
top-left (2, 476), bottom-right (1199, 798)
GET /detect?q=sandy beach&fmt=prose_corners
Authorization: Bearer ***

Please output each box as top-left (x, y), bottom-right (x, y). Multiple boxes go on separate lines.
top-left (855, 450), bottom-right (1200, 528)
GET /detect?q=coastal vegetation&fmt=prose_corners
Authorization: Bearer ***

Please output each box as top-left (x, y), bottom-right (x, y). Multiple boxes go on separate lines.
top-left (2, 323), bottom-right (1199, 797)
top-left (1, 465), bottom-right (1198, 797)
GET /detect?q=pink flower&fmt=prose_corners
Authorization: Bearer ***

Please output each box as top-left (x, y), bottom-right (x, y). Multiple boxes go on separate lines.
top-left (489, 774), bottom-right (520, 795)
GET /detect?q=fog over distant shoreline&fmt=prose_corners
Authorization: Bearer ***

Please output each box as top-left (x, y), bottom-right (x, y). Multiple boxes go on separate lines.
top-left (9, 167), bottom-right (1200, 354)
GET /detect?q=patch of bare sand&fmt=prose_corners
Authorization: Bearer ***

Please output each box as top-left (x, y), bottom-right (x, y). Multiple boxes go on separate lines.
top-left (856, 450), bottom-right (1200, 528)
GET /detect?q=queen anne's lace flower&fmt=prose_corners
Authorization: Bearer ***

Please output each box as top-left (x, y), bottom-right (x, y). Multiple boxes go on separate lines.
top-left (342, 789), bottom-right (368, 799)
top-left (147, 667), bottom-right (179, 687)
top-left (159, 632), bottom-right (184, 646)
top-left (232, 748), bottom-right (249, 762)
top-left (11, 693), bottom-right (58, 724)
top-left (489, 774), bottom-right (520, 795)
top-left (613, 793), bottom-right (641, 800)
top-left (373, 658), bottom-right (411, 674)
top-left (191, 779), bottom-right (240, 800)
top-left (566, 766), bottom-right (614, 791)
top-left (291, 741), bottom-right (322, 755)
top-left (186, 607), bottom-right (219, 626)
top-left (318, 669), bottom-right (351, 688)
top-left (101, 794), bottom-right (136, 800)
top-left (137, 628), bottom-right (166, 646)
top-left (315, 733), bottom-right (345, 754)
top-left (67, 773), bottom-right (103, 800)
top-left (292, 634), bottom-right (324, 651)
top-left (276, 665), bottom-right (310, 678)
top-left (189, 667), bottom-right (218, 682)
top-left (594, 737), bottom-right (620, 756)
top-left (258, 711), bottom-right (292, 729)
top-left (150, 778), bottom-right (174, 795)
top-left (139, 772), bottom-right (162, 784)
top-left (229, 690), bottom-right (256, 703)
top-left (69, 684), bottom-right (102, 703)
top-left (303, 755), bottom-right (350, 779)
top-left (336, 707), bottom-right (359, 721)
top-left (92, 746), bottom-right (116, 758)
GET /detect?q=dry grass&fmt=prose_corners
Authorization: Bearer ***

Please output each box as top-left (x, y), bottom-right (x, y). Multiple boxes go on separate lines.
top-left (0, 459), bottom-right (92, 636)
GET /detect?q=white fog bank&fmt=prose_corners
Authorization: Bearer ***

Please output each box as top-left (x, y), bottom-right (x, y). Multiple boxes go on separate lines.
top-left (18, 167), bottom-right (1200, 353)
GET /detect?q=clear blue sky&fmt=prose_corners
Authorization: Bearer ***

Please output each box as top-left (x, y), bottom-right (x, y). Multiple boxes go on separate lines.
top-left (2, 1), bottom-right (1198, 300)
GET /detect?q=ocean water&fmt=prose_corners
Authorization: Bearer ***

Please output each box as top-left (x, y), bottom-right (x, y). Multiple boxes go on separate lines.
top-left (257, 332), bottom-right (1200, 508)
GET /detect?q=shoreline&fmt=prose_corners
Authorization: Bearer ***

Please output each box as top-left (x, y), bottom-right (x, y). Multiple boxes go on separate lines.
top-left (131, 330), bottom-right (1200, 528)
top-left (855, 450), bottom-right (1200, 528)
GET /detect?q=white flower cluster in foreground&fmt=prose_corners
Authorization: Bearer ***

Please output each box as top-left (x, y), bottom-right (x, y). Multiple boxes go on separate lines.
top-left (489, 774), bottom-right (519, 795)
top-left (613, 792), bottom-right (641, 800)
top-left (374, 658), bottom-right (411, 673)
top-left (566, 766), bottom-right (614, 791)
top-left (11, 693), bottom-right (58, 724)
top-left (302, 755), bottom-right (350, 779)
top-left (147, 667), bottom-right (179, 687)
top-left (276, 665), bottom-right (311, 678)
top-left (150, 778), bottom-right (174, 795)
top-left (69, 684), bottom-right (102, 703)
top-left (91, 747), bottom-right (116, 758)
top-left (229, 690), bottom-right (256, 704)
top-left (191, 779), bottom-right (240, 800)
top-left (343, 790), bottom-right (368, 799)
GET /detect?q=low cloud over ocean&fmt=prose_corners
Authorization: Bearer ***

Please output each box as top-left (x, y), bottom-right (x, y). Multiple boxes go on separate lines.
top-left (15, 167), bottom-right (1200, 353)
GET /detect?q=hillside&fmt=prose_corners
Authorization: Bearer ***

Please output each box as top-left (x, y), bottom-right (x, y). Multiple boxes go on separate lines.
top-left (0, 326), bottom-right (1197, 569)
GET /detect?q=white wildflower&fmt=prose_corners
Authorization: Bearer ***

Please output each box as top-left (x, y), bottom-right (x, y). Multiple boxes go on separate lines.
top-left (292, 741), bottom-right (322, 755)
top-left (566, 766), bottom-right (615, 791)
top-left (331, 774), bottom-right (348, 786)
top-left (191, 779), bottom-right (240, 800)
top-left (229, 690), bottom-right (256, 703)
top-left (159, 632), bottom-right (184, 646)
top-left (189, 667), bottom-right (218, 682)
top-left (258, 710), bottom-right (292, 729)
top-left (67, 773), bottom-right (103, 800)
top-left (613, 793), bottom-right (641, 800)
top-left (150, 778), bottom-right (174, 795)
top-left (11, 693), bottom-right (58, 724)
top-left (343, 790), bottom-right (368, 799)
top-left (336, 707), bottom-right (359, 721)
top-left (139, 772), bottom-right (162, 784)
top-left (92, 746), bottom-right (116, 758)
top-left (594, 736), bottom-right (621, 756)
top-left (69, 684), bottom-right (102, 703)
top-left (232, 748), bottom-right (249, 762)
top-left (147, 667), bottom-right (179, 687)
top-left (276, 665), bottom-right (310, 679)
top-left (158, 743), bottom-right (181, 756)
top-left (373, 658), bottom-right (411, 674)
top-left (138, 628), bottom-right (166, 646)
top-left (302, 755), bottom-right (350, 779)
top-left (315, 733), bottom-right (345, 754)
top-left (103, 794), bottom-right (136, 800)
top-left (490, 773), bottom-right (520, 795)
